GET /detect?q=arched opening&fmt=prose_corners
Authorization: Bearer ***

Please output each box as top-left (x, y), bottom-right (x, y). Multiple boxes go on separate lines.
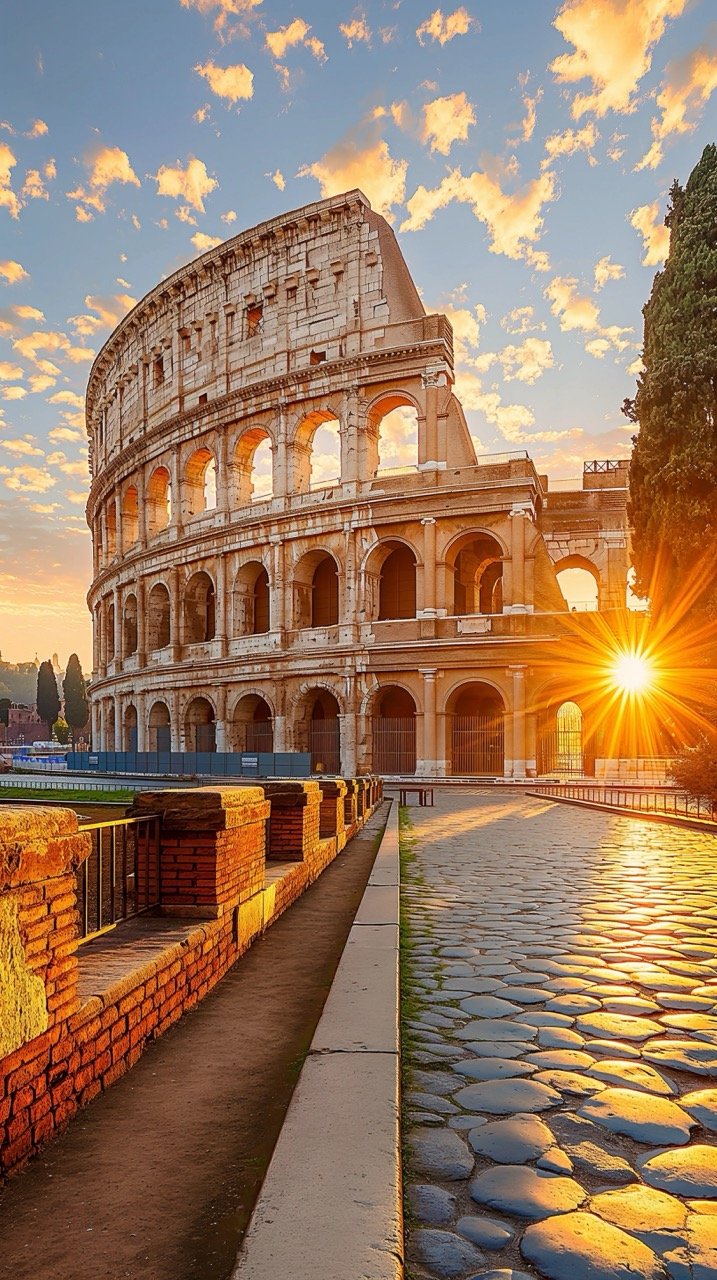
top-left (122, 486), bottom-right (139, 551)
top-left (233, 562), bottom-right (270, 636)
top-left (557, 701), bottom-right (583, 773)
top-left (107, 601), bottom-right (115, 659)
top-left (556, 559), bottom-right (599, 612)
top-left (378, 544), bottom-right (417, 620)
top-left (450, 534), bottom-right (504, 615)
top-left (538, 699), bottom-right (593, 777)
top-left (183, 571), bottom-right (216, 644)
top-left (312, 556), bottom-right (339, 627)
top-left (147, 583), bottom-right (171, 651)
top-left (148, 700), bottom-right (171, 752)
top-left (372, 686), bottom-right (416, 774)
top-left (123, 703), bottom-right (138, 752)
top-left (123, 593), bottom-right (138, 656)
top-left (233, 428), bottom-right (273, 505)
top-left (368, 395), bottom-right (419, 477)
top-left (147, 466), bottom-right (171, 535)
top-left (303, 690), bottom-right (341, 774)
top-left (184, 447), bottom-right (217, 518)
top-left (106, 501), bottom-right (117, 558)
top-left (448, 682), bottom-right (505, 776)
top-left (232, 694), bottom-right (273, 753)
top-left (185, 696), bottom-right (216, 752)
top-left (292, 410), bottom-right (341, 493)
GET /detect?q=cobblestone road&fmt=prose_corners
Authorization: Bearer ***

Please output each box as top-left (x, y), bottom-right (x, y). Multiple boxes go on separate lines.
top-left (403, 790), bottom-right (717, 1280)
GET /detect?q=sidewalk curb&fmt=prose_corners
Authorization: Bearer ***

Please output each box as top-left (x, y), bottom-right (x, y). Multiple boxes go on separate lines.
top-left (232, 799), bottom-right (403, 1280)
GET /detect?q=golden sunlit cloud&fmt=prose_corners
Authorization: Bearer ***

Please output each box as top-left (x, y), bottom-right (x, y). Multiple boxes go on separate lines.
top-left (416, 7), bottom-right (474, 46)
top-left (545, 275), bottom-right (632, 351)
top-left (594, 254), bottom-right (625, 289)
top-left (13, 329), bottom-right (95, 367)
top-left (299, 125), bottom-right (407, 222)
top-left (265, 18), bottom-right (326, 63)
top-left (67, 293), bottom-right (136, 337)
top-left (551, 0), bottom-right (687, 119)
top-left (629, 201), bottom-right (670, 265)
top-left (0, 437), bottom-right (44, 456)
top-left (509, 84), bottom-right (542, 146)
top-left (339, 15), bottom-right (371, 47)
top-left (67, 144), bottom-right (141, 219)
top-left (267, 168), bottom-right (285, 190)
top-left (190, 230), bottom-right (223, 251)
top-left (0, 464), bottom-right (55, 492)
top-left (21, 168), bottom-right (49, 200)
top-left (501, 305), bottom-right (546, 334)
top-left (542, 120), bottom-right (599, 167)
top-left (0, 360), bottom-right (24, 379)
top-left (636, 33), bottom-right (717, 171)
top-left (473, 336), bottom-right (555, 384)
top-left (194, 58), bottom-right (254, 103)
top-left (401, 162), bottom-right (556, 270)
top-left (421, 92), bottom-right (476, 155)
top-left (0, 258), bottom-right (28, 284)
top-left (179, 0), bottom-right (263, 40)
top-left (221, 209), bottom-right (237, 222)
top-left (49, 426), bottom-right (84, 443)
top-left (0, 142), bottom-right (21, 218)
top-left (152, 155), bottom-right (218, 213)
top-left (1, 386), bottom-right (27, 400)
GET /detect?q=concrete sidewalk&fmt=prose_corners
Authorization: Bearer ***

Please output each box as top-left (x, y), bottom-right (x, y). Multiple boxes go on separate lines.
top-left (0, 805), bottom-right (389, 1280)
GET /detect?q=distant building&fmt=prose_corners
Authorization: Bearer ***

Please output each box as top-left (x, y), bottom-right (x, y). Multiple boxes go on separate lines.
top-left (4, 703), bottom-right (50, 745)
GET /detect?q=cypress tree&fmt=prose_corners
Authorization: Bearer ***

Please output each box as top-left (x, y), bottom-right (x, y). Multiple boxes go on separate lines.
top-left (36, 660), bottom-right (60, 732)
top-left (63, 653), bottom-right (90, 746)
top-left (625, 144), bottom-right (717, 615)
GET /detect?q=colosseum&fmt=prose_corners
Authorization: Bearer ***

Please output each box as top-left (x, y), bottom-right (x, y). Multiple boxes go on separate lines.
top-left (85, 189), bottom-right (632, 779)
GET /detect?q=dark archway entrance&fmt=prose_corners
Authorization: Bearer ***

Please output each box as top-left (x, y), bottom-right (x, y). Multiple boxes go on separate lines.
top-left (449, 683), bottom-right (505, 776)
top-left (372, 686), bottom-right (416, 774)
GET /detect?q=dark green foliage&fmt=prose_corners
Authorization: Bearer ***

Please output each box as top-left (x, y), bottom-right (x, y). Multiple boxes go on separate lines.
top-left (0, 698), bottom-right (10, 726)
top-left (36, 660), bottom-right (60, 729)
top-left (671, 739), bottom-right (717, 810)
top-left (63, 653), bottom-right (89, 745)
top-left (626, 144), bottom-right (717, 614)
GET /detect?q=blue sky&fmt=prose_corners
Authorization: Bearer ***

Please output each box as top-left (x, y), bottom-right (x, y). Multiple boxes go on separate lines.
top-left (1, 0), bottom-right (716, 667)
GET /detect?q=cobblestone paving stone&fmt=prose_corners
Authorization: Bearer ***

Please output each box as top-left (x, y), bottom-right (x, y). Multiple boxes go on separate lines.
top-left (402, 790), bottom-right (717, 1280)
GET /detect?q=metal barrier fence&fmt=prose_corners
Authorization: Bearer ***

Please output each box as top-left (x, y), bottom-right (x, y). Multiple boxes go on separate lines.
top-left (76, 815), bottom-right (161, 940)
top-left (66, 750), bottom-right (312, 778)
top-left (532, 784), bottom-right (717, 823)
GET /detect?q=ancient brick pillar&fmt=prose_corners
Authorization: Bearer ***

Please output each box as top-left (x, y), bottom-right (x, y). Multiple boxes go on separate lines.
top-left (317, 778), bottom-right (348, 846)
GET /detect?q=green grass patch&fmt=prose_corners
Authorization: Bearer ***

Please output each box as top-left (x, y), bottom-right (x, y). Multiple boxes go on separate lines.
top-left (0, 786), bottom-right (134, 803)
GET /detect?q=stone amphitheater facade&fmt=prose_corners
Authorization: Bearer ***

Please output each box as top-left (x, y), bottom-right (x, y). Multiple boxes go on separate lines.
top-left (85, 190), bottom-right (630, 777)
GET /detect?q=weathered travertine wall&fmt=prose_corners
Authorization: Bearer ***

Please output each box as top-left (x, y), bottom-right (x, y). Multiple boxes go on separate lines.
top-left (85, 190), bottom-right (630, 778)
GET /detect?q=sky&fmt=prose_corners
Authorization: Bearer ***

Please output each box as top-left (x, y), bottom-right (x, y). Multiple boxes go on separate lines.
top-left (1, 0), bottom-right (716, 671)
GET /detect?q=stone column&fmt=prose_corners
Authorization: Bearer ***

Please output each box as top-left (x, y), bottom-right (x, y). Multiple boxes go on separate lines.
top-left (507, 507), bottom-right (529, 613)
top-left (215, 686), bottom-right (228, 752)
top-left (170, 446), bottom-right (184, 539)
top-left (341, 386), bottom-right (360, 487)
top-left (421, 518), bottom-right (437, 615)
top-left (115, 497), bottom-right (123, 562)
top-left (217, 428), bottom-right (230, 519)
top-left (170, 566), bottom-right (182, 661)
top-left (509, 665), bottom-right (527, 779)
top-left (273, 404), bottom-right (288, 501)
top-left (525, 710), bottom-right (537, 778)
top-left (135, 690), bottom-right (146, 752)
top-left (137, 464), bottom-right (148, 549)
top-left (99, 505), bottom-right (108, 569)
top-left (418, 668), bottom-right (438, 776)
top-left (270, 536), bottom-right (286, 638)
top-left (113, 693), bottom-right (121, 751)
top-left (136, 578), bottom-right (146, 668)
top-left (423, 374), bottom-right (438, 464)
top-left (169, 688), bottom-right (181, 751)
top-left (113, 586), bottom-right (123, 671)
top-left (99, 601), bottom-right (108, 675)
top-left (215, 553), bottom-right (228, 656)
top-left (90, 699), bottom-right (99, 749)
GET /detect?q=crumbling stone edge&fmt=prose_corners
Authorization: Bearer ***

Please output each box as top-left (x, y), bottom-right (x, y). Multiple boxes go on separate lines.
top-left (232, 798), bottom-right (403, 1280)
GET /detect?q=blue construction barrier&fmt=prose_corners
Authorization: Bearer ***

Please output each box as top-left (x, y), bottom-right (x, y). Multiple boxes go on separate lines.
top-left (66, 751), bottom-right (312, 778)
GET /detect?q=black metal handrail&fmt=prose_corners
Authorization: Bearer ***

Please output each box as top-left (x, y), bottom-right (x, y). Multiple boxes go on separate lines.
top-left (77, 815), bottom-right (161, 941)
top-left (532, 784), bottom-right (717, 823)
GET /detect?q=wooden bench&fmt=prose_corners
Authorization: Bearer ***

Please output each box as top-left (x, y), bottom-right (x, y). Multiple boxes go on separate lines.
top-left (397, 785), bottom-right (434, 807)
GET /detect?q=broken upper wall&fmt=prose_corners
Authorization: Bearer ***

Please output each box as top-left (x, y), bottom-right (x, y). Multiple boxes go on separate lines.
top-left (85, 190), bottom-right (449, 471)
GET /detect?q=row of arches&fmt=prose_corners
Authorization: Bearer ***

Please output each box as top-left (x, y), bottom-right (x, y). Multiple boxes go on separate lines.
top-left (98, 401), bottom-right (421, 558)
top-left (104, 685), bottom-right (589, 777)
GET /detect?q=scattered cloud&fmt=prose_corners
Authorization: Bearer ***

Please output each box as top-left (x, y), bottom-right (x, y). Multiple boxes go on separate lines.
top-left (474, 337), bottom-right (555, 384)
top-left (340, 15), bottom-right (371, 47)
top-left (1, 385), bottom-right (27, 400)
top-left (0, 360), bottom-right (24, 380)
top-left (545, 274), bottom-right (632, 351)
top-left (299, 123), bottom-right (407, 222)
top-left (550, 0), bottom-right (687, 119)
top-left (421, 92), bottom-right (476, 155)
top-left (594, 255), bottom-right (625, 289)
top-left (267, 168), bottom-right (285, 190)
top-left (416, 7), bottom-right (474, 46)
top-left (21, 168), bottom-right (49, 200)
top-left (49, 425), bottom-right (84, 443)
top-left (68, 293), bottom-right (136, 337)
top-left (543, 120), bottom-right (599, 166)
top-left (401, 161), bottom-right (556, 269)
top-left (152, 155), bottom-right (217, 213)
top-left (0, 437), bottom-right (44, 456)
top-left (0, 464), bottom-right (55, 493)
top-left (13, 329), bottom-right (95, 367)
top-left (221, 209), bottom-right (237, 222)
top-left (265, 18), bottom-right (326, 67)
top-left (178, 0), bottom-right (263, 40)
top-left (67, 144), bottom-right (140, 219)
top-left (194, 59), bottom-right (254, 103)
top-left (0, 143), bottom-right (21, 218)
top-left (0, 260), bottom-right (28, 285)
top-left (501, 305), bottom-right (546, 334)
top-left (26, 119), bottom-right (48, 138)
top-left (47, 390), bottom-right (84, 408)
top-left (629, 201), bottom-right (670, 264)
top-left (510, 86), bottom-right (542, 146)
top-left (636, 29), bottom-right (717, 170)
top-left (190, 230), bottom-right (223, 250)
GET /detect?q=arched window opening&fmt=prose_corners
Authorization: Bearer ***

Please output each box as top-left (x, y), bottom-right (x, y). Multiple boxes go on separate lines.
top-left (626, 566), bottom-right (649, 612)
top-left (233, 428), bottom-right (273, 506)
top-left (232, 694), bottom-right (273, 753)
top-left (449, 683), bottom-right (505, 776)
top-left (312, 556), bottom-right (339, 627)
top-left (310, 419), bottom-right (341, 489)
top-left (372, 686), bottom-right (416, 775)
top-left (106, 501), bottom-right (117, 558)
top-left (305, 691), bottom-right (340, 774)
top-left (233, 562), bottom-right (270, 636)
top-left (557, 701), bottom-right (583, 774)
top-left (184, 571), bottom-right (216, 644)
top-left (452, 536), bottom-right (504, 615)
top-left (538, 700), bottom-right (592, 777)
top-left (377, 405), bottom-right (419, 473)
top-left (184, 447), bottom-right (216, 518)
top-left (147, 466), bottom-right (171, 536)
top-left (107, 602), bottom-right (115, 659)
top-left (123, 594), bottom-right (138, 656)
top-left (556, 564), bottom-right (599, 612)
top-left (123, 704), bottom-right (138, 752)
top-left (147, 583), bottom-right (171, 651)
top-left (185, 697), bottom-right (216, 753)
top-left (122, 486), bottom-right (139, 551)
top-left (148, 700), bottom-right (171, 752)
top-left (378, 544), bottom-right (417, 620)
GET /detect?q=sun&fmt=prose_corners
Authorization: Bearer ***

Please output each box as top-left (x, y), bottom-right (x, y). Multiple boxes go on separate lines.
top-left (611, 649), bottom-right (653, 695)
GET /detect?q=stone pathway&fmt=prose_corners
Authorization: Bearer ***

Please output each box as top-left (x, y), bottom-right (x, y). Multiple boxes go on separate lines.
top-left (402, 790), bottom-right (717, 1280)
